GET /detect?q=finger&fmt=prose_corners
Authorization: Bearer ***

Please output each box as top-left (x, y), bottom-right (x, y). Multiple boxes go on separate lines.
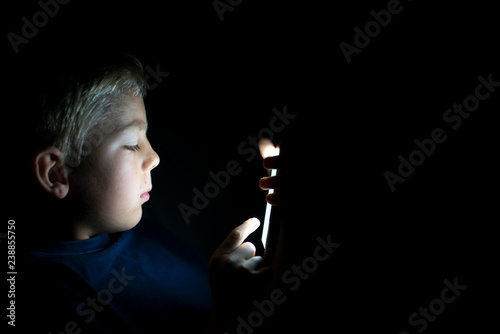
top-left (227, 242), bottom-right (256, 267)
top-left (213, 218), bottom-right (260, 256)
top-left (259, 175), bottom-right (284, 190)
top-left (266, 193), bottom-right (283, 206)
top-left (263, 156), bottom-right (281, 169)
top-left (241, 256), bottom-right (268, 273)
top-left (241, 257), bottom-right (274, 284)
top-left (258, 138), bottom-right (279, 158)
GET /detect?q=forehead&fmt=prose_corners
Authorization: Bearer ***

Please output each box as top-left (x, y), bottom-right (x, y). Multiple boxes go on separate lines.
top-left (115, 95), bottom-right (148, 132)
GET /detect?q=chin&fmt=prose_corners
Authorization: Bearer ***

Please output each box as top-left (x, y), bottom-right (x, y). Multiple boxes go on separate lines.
top-left (125, 208), bottom-right (143, 230)
top-left (109, 207), bottom-right (143, 233)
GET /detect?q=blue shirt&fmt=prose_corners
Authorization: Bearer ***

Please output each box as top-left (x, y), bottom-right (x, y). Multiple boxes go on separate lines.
top-left (19, 220), bottom-right (212, 333)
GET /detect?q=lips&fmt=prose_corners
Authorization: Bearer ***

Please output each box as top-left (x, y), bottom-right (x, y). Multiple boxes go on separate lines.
top-left (140, 188), bottom-right (152, 201)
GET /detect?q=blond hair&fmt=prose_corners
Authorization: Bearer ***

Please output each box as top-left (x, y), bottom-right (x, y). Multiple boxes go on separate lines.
top-left (36, 54), bottom-right (146, 169)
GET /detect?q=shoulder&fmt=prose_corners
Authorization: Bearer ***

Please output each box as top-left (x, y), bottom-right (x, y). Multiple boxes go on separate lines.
top-left (17, 251), bottom-right (136, 332)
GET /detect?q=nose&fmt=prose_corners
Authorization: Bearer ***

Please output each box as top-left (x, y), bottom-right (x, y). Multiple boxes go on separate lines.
top-left (149, 149), bottom-right (160, 170)
top-left (143, 140), bottom-right (160, 171)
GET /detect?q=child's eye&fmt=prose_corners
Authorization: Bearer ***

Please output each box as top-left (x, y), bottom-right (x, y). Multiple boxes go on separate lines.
top-left (125, 145), bottom-right (141, 151)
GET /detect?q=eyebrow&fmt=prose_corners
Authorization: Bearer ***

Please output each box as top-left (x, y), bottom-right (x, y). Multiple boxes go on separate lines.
top-left (118, 120), bottom-right (149, 134)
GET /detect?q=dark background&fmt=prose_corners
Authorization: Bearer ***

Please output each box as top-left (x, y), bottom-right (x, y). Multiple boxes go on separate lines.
top-left (4, 0), bottom-right (498, 333)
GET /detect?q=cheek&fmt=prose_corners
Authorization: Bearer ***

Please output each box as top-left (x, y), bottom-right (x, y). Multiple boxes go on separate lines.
top-left (91, 153), bottom-right (143, 227)
top-left (102, 156), bottom-right (140, 205)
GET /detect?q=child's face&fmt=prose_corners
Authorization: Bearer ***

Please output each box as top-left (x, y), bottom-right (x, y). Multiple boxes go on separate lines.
top-left (70, 95), bottom-right (160, 238)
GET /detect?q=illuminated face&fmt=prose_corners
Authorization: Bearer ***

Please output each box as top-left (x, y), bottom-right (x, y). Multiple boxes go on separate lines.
top-left (69, 95), bottom-right (160, 238)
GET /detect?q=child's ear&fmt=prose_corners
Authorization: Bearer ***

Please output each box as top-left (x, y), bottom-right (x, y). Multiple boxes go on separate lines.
top-left (33, 147), bottom-right (70, 199)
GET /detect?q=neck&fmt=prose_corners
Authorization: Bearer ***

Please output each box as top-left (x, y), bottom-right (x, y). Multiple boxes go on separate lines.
top-left (26, 198), bottom-right (97, 241)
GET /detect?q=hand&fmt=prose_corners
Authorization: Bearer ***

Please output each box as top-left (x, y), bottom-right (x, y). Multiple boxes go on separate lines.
top-left (208, 218), bottom-right (273, 329)
top-left (258, 138), bottom-right (285, 206)
top-left (256, 138), bottom-right (288, 287)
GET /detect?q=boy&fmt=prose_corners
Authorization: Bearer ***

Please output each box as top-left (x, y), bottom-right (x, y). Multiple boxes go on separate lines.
top-left (18, 53), bottom-right (280, 333)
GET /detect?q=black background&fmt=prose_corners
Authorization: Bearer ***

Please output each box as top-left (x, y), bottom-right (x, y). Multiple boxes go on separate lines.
top-left (4, 0), bottom-right (498, 333)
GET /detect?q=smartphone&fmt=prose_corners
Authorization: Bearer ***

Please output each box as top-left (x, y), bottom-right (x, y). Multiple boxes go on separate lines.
top-left (261, 168), bottom-right (277, 254)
